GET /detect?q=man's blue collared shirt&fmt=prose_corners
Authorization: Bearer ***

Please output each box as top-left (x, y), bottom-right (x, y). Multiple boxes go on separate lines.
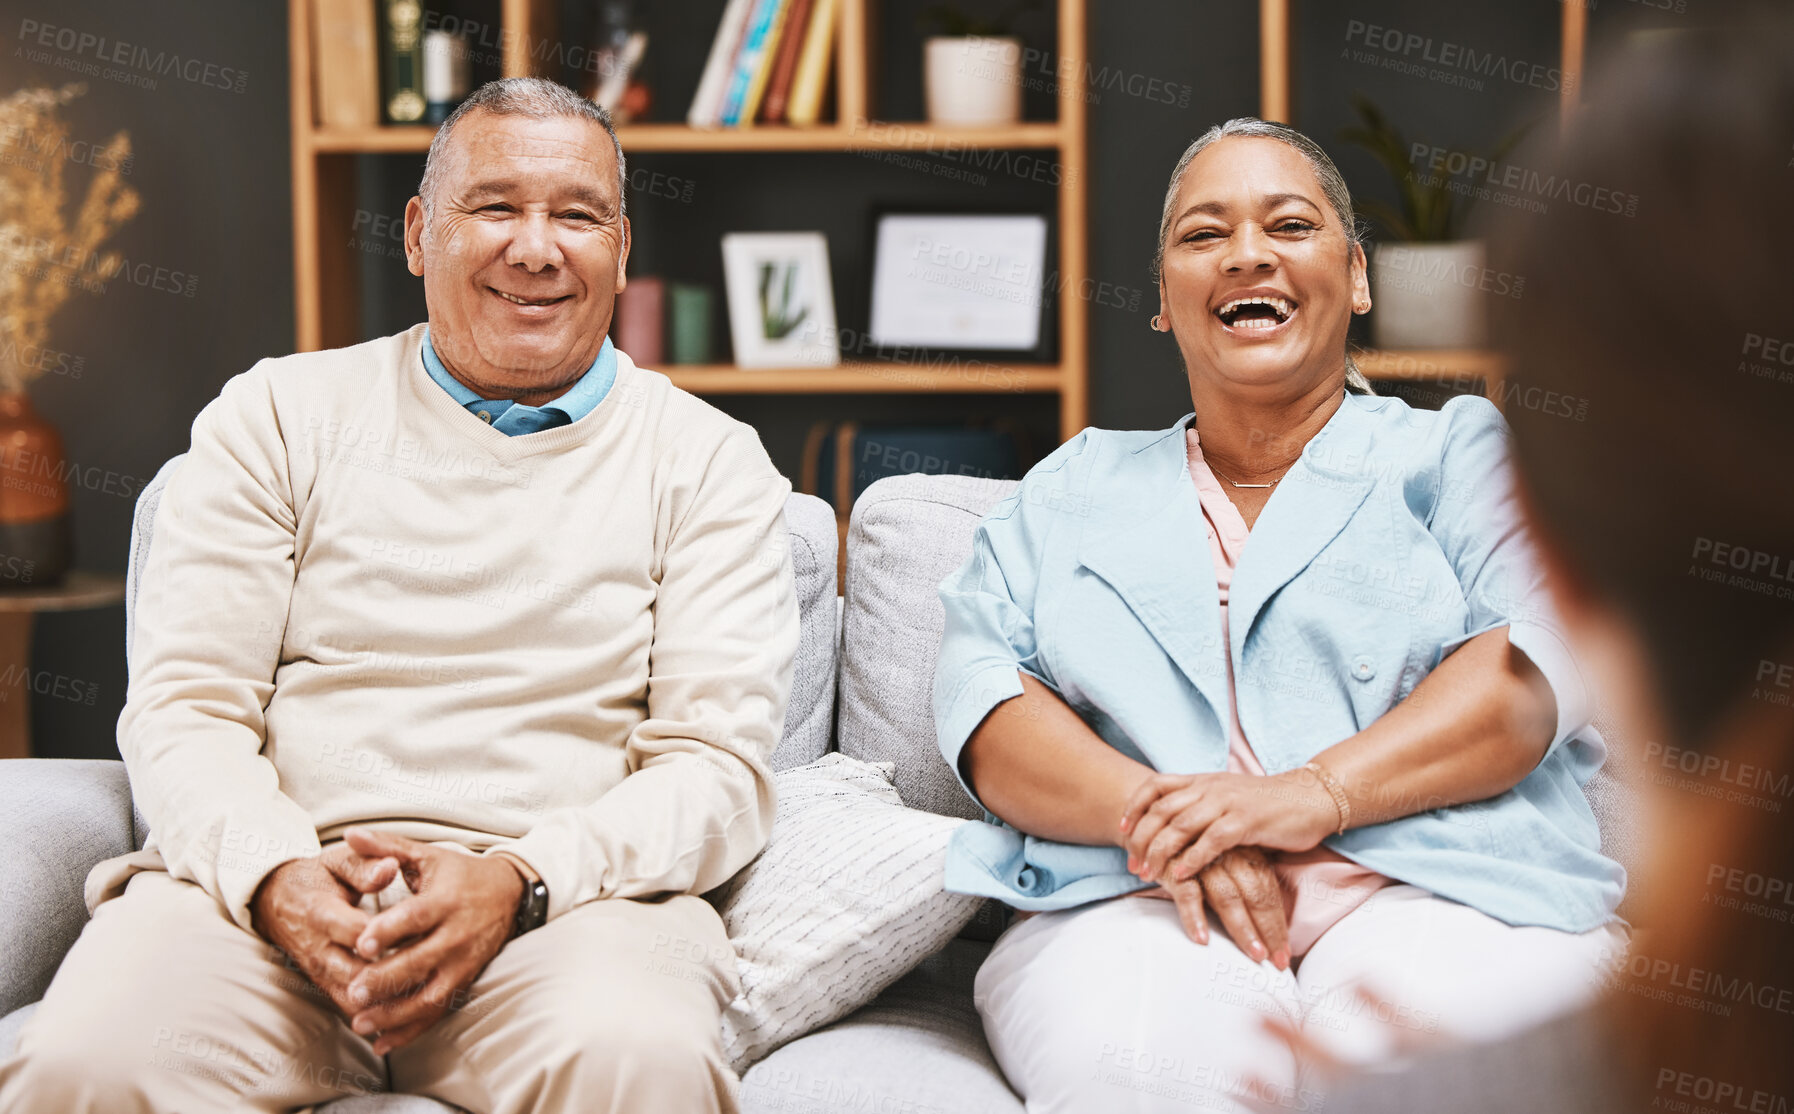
top-left (421, 329), bottom-right (616, 436)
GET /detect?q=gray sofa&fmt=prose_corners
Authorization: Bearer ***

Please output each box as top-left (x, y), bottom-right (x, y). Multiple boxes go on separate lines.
top-left (0, 463), bottom-right (1645, 1113)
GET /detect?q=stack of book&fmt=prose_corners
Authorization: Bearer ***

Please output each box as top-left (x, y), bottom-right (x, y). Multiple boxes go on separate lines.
top-left (686, 0), bottom-right (840, 127)
top-left (312, 0), bottom-right (438, 127)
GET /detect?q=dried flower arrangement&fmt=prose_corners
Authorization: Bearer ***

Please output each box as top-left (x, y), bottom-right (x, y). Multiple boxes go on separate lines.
top-left (0, 83), bottom-right (140, 394)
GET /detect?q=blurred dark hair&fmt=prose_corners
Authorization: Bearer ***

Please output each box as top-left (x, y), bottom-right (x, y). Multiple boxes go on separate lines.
top-left (1497, 7), bottom-right (1794, 1106)
top-left (1497, 8), bottom-right (1794, 747)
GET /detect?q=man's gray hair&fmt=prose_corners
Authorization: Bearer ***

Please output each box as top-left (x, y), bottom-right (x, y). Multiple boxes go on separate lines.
top-left (1153, 117), bottom-right (1373, 395)
top-left (418, 76), bottom-right (627, 218)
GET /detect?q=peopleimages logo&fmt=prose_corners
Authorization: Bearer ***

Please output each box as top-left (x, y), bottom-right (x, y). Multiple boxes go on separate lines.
top-left (0, 123), bottom-right (133, 174)
top-left (1343, 19), bottom-right (1572, 94)
top-left (1409, 143), bottom-right (1640, 217)
top-left (15, 19), bottom-right (250, 93)
top-left (1691, 538), bottom-right (1794, 584)
top-left (0, 230), bottom-right (199, 297)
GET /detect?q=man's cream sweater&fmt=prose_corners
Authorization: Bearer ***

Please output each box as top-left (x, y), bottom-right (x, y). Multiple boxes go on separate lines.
top-left (110, 324), bottom-right (798, 932)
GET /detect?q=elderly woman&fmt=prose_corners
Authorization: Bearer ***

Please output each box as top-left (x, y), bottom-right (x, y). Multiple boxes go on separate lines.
top-left (931, 118), bottom-right (1626, 1113)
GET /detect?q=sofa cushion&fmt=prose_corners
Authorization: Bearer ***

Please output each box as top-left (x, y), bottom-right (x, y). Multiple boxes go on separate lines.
top-left (122, 459), bottom-right (839, 847)
top-left (739, 938), bottom-right (1021, 1114)
top-left (773, 491), bottom-right (840, 772)
top-left (712, 754), bottom-right (981, 1073)
top-left (0, 1002), bottom-right (34, 1063)
top-left (0, 760), bottom-right (137, 1018)
top-left (123, 456), bottom-right (182, 679)
top-left (837, 475), bottom-right (1018, 820)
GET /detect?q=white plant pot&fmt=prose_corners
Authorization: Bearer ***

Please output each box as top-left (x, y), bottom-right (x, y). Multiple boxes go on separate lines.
top-left (925, 36), bottom-right (1023, 127)
top-left (1369, 240), bottom-right (1489, 349)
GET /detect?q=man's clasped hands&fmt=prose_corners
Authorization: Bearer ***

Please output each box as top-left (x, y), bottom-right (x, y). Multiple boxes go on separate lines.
top-left (248, 828), bottom-right (531, 1056)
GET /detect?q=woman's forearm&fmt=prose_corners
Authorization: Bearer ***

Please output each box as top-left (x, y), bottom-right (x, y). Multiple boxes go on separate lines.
top-left (973, 627), bottom-right (1554, 865)
top-left (1315, 626), bottom-right (1558, 829)
top-left (961, 672), bottom-right (1154, 847)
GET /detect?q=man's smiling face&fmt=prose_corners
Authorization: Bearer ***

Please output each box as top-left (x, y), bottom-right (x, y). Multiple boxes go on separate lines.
top-left (404, 109), bottom-right (629, 406)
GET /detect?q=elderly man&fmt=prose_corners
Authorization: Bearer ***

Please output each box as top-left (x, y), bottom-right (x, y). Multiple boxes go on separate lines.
top-left (0, 78), bottom-right (796, 1113)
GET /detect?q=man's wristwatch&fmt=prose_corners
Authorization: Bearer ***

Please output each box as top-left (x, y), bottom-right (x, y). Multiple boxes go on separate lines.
top-left (496, 852), bottom-right (549, 938)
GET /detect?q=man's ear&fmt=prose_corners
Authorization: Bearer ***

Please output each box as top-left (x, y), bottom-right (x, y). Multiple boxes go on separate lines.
top-left (403, 196), bottom-right (427, 277)
top-left (615, 215), bottom-right (631, 293)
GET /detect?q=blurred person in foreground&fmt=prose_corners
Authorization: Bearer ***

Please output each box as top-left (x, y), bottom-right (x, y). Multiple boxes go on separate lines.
top-left (1308, 8), bottom-right (1794, 1112)
top-left (0, 77), bottom-right (796, 1113)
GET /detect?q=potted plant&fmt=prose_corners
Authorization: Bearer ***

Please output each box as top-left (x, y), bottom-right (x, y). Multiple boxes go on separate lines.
top-left (1340, 95), bottom-right (1528, 349)
top-left (0, 83), bottom-right (139, 586)
top-left (920, 2), bottom-right (1037, 127)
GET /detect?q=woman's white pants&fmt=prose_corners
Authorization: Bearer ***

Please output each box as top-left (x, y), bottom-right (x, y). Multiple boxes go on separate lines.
top-left (972, 884), bottom-right (1626, 1113)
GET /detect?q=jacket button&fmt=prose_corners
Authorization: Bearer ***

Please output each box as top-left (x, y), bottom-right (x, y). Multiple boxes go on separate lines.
top-left (1353, 657), bottom-right (1376, 681)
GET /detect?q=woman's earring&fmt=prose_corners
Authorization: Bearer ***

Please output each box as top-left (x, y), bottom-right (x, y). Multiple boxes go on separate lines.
top-left (1150, 314), bottom-right (1165, 331)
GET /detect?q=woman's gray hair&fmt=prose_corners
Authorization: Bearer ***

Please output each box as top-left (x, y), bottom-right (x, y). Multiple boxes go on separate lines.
top-left (417, 77), bottom-right (627, 219)
top-left (1153, 117), bottom-right (1373, 395)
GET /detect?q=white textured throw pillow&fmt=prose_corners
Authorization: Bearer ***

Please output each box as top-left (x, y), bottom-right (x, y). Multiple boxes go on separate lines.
top-left (710, 753), bottom-right (982, 1072)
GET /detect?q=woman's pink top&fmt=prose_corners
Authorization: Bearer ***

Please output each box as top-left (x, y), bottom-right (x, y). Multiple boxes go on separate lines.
top-left (1185, 427), bottom-right (1391, 957)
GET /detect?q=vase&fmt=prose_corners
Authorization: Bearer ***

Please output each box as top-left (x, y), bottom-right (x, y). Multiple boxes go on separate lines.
top-left (0, 393), bottom-right (71, 588)
top-left (1368, 240), bottom-right (1490, 349)
top-left (924, 36), bottom-right (1023, 127)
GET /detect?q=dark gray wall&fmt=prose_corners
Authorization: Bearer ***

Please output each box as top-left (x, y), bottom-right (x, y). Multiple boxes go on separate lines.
top-left (1, 0), bottom-right (1622, 759)
top-left (1085, 1), bottom-right (1258, 430)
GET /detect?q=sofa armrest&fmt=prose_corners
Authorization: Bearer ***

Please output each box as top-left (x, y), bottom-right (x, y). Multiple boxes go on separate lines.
top-left (0, 759), bottom-right (136, 1017)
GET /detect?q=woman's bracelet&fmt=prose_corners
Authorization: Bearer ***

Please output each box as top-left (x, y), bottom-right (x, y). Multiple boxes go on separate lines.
top-left (1302, 760), bottom-right (1352, 836)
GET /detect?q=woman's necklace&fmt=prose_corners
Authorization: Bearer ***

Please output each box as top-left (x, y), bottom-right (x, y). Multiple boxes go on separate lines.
top-left (1206, 459), bottom-right (1283, 489)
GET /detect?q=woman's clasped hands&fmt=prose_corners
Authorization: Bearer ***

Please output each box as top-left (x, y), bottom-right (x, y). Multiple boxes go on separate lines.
top-left (1118, 768), bottom-right (1344, 968)
top-left (1121, 768), bottom-right (1343, 885)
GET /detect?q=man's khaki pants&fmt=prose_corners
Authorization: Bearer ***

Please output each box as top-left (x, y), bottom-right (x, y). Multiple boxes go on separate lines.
top-left (0, 867), bottom-right (742, 1113)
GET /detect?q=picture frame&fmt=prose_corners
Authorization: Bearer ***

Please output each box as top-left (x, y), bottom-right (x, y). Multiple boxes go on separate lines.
top-left (720, 231), bottom-right (840, 369)
top-left (867, 210), bottom-right (1051, 356)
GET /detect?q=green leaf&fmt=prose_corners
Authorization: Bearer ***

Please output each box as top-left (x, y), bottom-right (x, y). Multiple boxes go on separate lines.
top-left (1339, 93), bottom-right (1524, 241)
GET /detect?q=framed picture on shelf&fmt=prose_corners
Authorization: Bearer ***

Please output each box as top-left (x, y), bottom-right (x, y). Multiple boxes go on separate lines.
top-left (720, 231), bottom-right (840, 368)
top-left (868, 211), bottom-right (1050, 357)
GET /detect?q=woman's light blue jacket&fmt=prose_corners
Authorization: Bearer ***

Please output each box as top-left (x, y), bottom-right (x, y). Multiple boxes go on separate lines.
top-left (932, 393), bottom-right (1625, 932)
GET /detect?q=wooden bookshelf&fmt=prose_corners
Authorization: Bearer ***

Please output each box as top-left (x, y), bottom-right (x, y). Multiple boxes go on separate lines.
top-left (310, 120), bottom-right (1071, 154)
top-left (664, 362), bottom-right (1065, 395)
top-left (1355, 348), bottom-right (1507, 407)
top-left (288, 0), bottom-right (1091, 439)
top-left (1354, 349), bottom-right (1505, 382)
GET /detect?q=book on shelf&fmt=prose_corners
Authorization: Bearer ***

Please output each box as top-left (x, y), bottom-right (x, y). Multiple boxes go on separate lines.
top-left (377, 0), bottom-right (427, 124)
top-left (312, 0), bottom-right (380, 128)
top-left (719, 0), bottom-right (787, 126)
top-left (757, 0), bottom-right (813, 123)
top-left (592, 31), bottom-right (649, 117)
top-left (687, 0), bottom-right (756, 126)
top-left (739, 0), bottom-right (799, 124)
top-left (690, 0), bottom-right (837, 128)
top-left (785, 0), bottom-right (838, 127)
top-left (421, 28), bottom-right (471, 125)
top-left (612, 276), bottom-right (666, 365)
